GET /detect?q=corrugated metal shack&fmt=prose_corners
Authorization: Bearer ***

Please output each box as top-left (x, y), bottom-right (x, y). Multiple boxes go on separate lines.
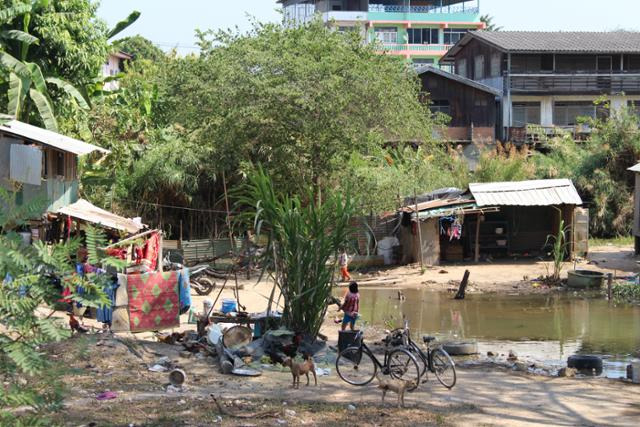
top-left (399, 179), bottom-right (588, 266)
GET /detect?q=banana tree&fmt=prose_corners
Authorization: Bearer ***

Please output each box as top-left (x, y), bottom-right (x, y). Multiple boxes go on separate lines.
top-left (0, 2), bottom-right (82, 130)
top-left (0, 3), bottom-right (140, 131)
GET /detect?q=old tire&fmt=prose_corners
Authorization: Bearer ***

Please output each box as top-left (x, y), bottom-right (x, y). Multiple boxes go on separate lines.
top-left (442, 342), bottom-right (478, 356)
top-left (193, 277), bottom-right (216, 296)
top-left (567, 355), bottom-right (603, 375)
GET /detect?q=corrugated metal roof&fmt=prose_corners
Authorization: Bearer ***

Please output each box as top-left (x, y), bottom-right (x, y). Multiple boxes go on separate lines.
top-left (472, 31), bottom-right (640, 54)
top-left (442, 31), bottom-right (640, 62)
top-left (628, 163), bottom-right (640, 172)
top-left (0, 119), bottom-right (109, 156)
top-left (416, 65), bottom-right (502, 96)
top-left (469, 179), bottom-right (583, 207)
top-left (57, 199), bottom-right (144, 234)
top-left (401, 198), bottom-right (473, 213)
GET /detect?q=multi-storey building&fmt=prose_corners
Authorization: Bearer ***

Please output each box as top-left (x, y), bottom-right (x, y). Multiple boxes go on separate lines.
top-left (280, 0), bottom-right (485, 67)
top-left (440, 31), bottom-right (640, 141)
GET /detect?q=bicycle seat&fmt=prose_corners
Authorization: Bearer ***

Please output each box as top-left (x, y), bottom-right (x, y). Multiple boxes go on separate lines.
top-left (422, 335), bottom-right (436, 343)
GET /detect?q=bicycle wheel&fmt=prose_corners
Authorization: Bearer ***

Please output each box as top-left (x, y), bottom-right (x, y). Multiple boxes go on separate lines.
top-left (336, 346), bottom-right (378, 386)
top-left (431, 348), bottom-right (457, 389)
top-left (387, 348), bottom-right (421, 391)
top-left (407, 343), bottom-right (429, 379)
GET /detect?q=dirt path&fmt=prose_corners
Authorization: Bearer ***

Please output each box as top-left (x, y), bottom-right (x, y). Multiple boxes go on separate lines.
top-left (58, 347), bottom-right (640, 427)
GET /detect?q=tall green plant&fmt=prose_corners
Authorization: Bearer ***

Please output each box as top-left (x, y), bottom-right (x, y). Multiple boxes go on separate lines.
top-left (237, 168), bottom-right (355, 337)
top-left (545, 218), bottom-right (570, 283)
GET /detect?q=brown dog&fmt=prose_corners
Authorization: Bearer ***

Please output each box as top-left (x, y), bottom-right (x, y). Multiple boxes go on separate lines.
top-left (376, 373), bottom-right (416, 408)
top-left (283, 356), bottom-right (317, 389)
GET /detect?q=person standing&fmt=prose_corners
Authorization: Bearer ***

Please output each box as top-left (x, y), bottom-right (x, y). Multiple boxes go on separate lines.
top-left (341, 281), bottom-right (360, 331)
top-left (338, 248), bottom-right (351, 282)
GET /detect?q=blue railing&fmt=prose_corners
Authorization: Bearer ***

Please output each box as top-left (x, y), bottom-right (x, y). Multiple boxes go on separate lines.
top-left (369, 4), bottom-right (479, 14)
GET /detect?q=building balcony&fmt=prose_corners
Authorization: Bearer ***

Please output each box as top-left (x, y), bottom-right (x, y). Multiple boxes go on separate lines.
top-left (377, 43), bottom-right (452, 56)
top-left (510, 74), bottom-right (640, 95)
top-left (368, 1), bottom-right (480, 22)
top-left (369, 3), bottom-right (479, 14)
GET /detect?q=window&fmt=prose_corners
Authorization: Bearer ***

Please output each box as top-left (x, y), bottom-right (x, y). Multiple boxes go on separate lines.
top-left (443, 29), bottom-right (468, 45)
top-left (556, 55), bottom-right (597, 73)
top-left (374, 27), bottom-right (398, 44)
top-left (624, 55), bottom-right (640, 71)
top-left (541, 54), bottom-right (554, 72)
top-left (430, 100), bottom-right (450, 115)
top-left (512, 102), bottom-right (541, 127)
top-left (474, 55), bottom-right (485, 79)
top-left (54, 151), bottom-right (64, 177)
top-left (440, 63), bottom-right (454, 73)
top-left (490, 53), bottom-right (501, 77)
top-left (457, 58), bottom-right (467, 78)
top-left (597, 56), bottom-right (612, 73)
top-left (413, 58), bottom-right (435, 69)
top-left (512, 55), bottom-right (542, 73)
top-left (474, 98), bottom-right (489, 107)
top-left (407, 28), bottom-right (439, 45)
top-left (553, 101), bottom-right (608, 126)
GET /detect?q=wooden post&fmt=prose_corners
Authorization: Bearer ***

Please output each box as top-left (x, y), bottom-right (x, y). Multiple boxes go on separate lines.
top-left (455, 270), bottom-right (470, 300)
top-left (607, 273), bottom-right (613, 301)
top-left (474, 213), bottom-right (481, 262)
top-left (414, 190), bottom-right (424, 269)
top-left (179, 220), bottom-right (183, 249)
top-left (158, 233), bottom-right (164, 272)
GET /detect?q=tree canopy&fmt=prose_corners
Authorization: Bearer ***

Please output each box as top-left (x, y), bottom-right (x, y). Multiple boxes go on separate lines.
top-left (113, 35), bottom-right (165, 62)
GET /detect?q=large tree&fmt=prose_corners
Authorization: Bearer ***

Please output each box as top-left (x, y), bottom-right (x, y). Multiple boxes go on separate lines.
top-left (159, 20), bottom-right (436, 196)
top-left (114, 35), bottom-right (165, 62)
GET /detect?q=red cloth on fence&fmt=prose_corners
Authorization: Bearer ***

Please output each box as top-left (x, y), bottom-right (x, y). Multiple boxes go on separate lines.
top-left (126, 270), bottom-right (179, 332)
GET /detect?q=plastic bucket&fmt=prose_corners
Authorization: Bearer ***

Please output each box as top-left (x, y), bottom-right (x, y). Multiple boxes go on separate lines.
top-left (221, 298), bottom-right (237, 314)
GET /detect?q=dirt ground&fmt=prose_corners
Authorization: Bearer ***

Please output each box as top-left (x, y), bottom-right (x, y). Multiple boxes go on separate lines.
top-left (47, 334), bottom-right (640, 427)
top-left (32, 244), bottom-right (640, 426)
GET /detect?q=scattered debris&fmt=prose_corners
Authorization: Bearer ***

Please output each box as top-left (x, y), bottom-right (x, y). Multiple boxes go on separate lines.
top-left (558, 367), bottom-right (577, 377)
top-left (96, 391), bottom-right (117, 401)
top-left (508, 350), bottom-right (518, 362)
top-left (211, 394), bottom-right (281, 419)
top-left (347, 404), bottom-right (356, 411)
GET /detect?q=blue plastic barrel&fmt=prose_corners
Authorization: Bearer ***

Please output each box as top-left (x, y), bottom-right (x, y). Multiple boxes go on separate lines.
top-left (221, 298), bottom-right (237, 314)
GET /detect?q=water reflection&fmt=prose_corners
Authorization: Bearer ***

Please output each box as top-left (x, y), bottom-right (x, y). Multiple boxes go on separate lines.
top-left (350, 289), bottom-right (640, 378)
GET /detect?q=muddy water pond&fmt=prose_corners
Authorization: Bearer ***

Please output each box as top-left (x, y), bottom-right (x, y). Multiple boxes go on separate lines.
top-left (354, 288), bottom-right (640, 378)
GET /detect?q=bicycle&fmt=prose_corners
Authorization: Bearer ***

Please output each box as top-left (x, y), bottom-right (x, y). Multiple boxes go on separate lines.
top-left (335, 330), bottom-right (422, 390)
top-left (388, 320), bottom-right (457, 389)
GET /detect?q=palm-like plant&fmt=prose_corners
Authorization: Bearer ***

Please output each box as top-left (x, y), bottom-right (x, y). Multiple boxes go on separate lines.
top-left (0, 2), bottom-right (83, 130)
top-left (237, 168), bottom-right (355, 337)
top-left (480, 14), bottom-right (502, 32)
top-left (0, 3), bottom-right (140, 131)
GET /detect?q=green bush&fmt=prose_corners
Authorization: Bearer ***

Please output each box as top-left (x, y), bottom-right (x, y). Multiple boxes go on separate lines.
top-left (0, 190), bottom-right (116, 424)
top-left (612, 281), bottom-right (640, 303)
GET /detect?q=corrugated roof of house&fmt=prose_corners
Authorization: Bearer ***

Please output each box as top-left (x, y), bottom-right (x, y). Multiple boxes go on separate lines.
top-left (57, 199), bottom-right (144, 234)
top-left (469, 179), bottom-right (583, 207)
top-left (474, 31), bottom-right (640, 53)
top-left (416, 65), bottom-right (502, 96)
top-left (0, 119), bottom-right (109, 156)
top-left (442, 31), bottom-right (640, 61)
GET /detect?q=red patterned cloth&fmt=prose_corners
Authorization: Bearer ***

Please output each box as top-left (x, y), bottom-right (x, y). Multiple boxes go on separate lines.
top-left (126, 271), bottom-right (179, 332)
top-left (142, 232), bottom-right (160, 270)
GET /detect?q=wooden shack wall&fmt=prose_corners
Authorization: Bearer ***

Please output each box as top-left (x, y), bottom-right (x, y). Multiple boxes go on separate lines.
top-left (453, 38), bottom-right (505, 80)
top-left (420, 72), bottom-right (497, 127)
